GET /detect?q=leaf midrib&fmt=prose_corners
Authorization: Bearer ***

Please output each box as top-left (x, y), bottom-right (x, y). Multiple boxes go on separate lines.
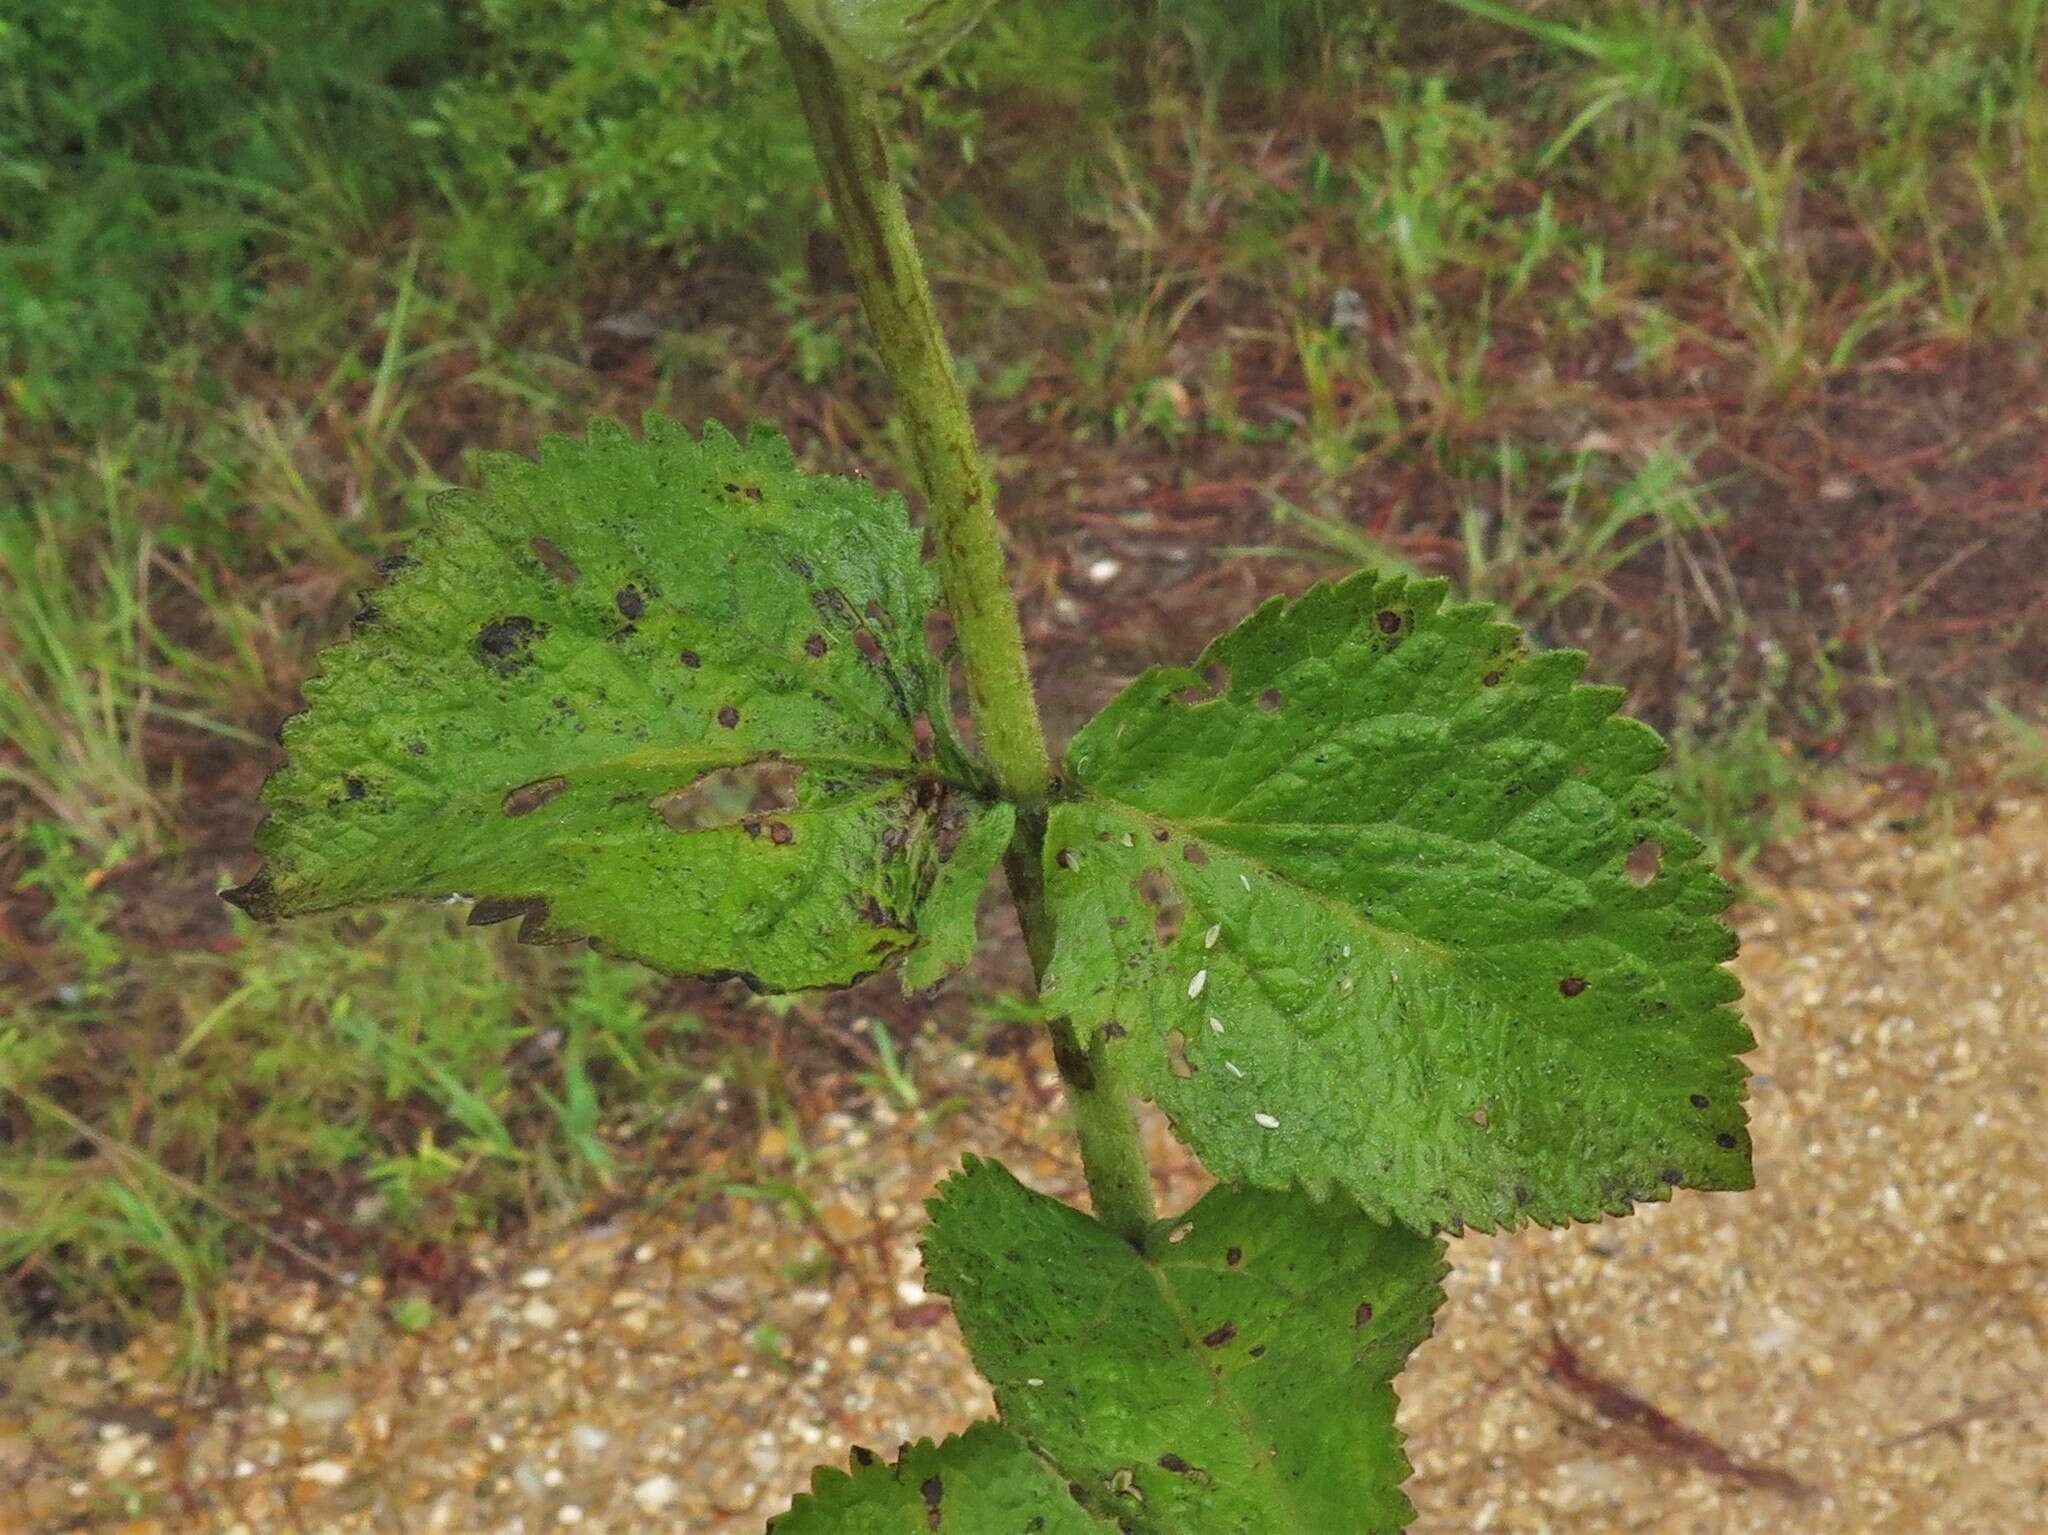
top-left (1138, 1244), bottom-right (1311, 1529)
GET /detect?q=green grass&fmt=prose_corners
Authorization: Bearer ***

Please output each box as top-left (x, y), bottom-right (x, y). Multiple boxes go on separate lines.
top-left (3, 880), bottom-right (698, 1378)
top-left (4, 0), bottom-right (2044, 1373)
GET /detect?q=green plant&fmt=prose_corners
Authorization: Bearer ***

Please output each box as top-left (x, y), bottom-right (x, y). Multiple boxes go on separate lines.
top-left (223, 5), bottom-right (1753, 1526)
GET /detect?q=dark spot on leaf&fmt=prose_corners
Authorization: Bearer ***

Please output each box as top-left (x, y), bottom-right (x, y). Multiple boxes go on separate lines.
top-left (374, 552), bottom-right (416, 577)
top-left (474, 616), bottom-right (543, 675)
top-left (1559, 976), bottom-right (1589, 997)
top-left (1376, 608), bottom-right (1403, 634)
top-left (1157, 1453), bottom-right (1191, 1474)
top-left (1716, 1131), bottom-right (1738, 1149)
top-left (1182, 843), bottom-right (1208, 865)
top-left (1051, 1032), bottom-right (1096, 1090)
top-left (919, 1473), bottom-right (942, 1528)
top-left (864, 598), bottom-right (892, 629)
top-left (1690, 1093), bottom-right (1712, 1109)
top-left (1201, 1323), bottom-right (1236, 1347)
top-left (1248, 1345), bottom-right (1266, 1358)
top-left (1202, 660), bottom-right (1231, 694)
top-left (529, 536), bottom-right (579, 585)
top-left (1660, 1167), bottom-right (1685, 1185)
top-left (615, 586), bottom-right (646, 619)
top-left (1626, 838), bottom-right (1664, 886)
top-left (849, 1446), bottom-right (877, 1468)
top-left (1354, 1301), bottom-right (1374, 1327)
top-left (220, 869), bottom-right (278, 921)
top-left (1515, 1185), bottom-right (1533, 1205)
top-left (502, 776), bottom-right (567, 817)
top-left (680, 650), bottom-right (702, 669)
top-left (343, 776), bottom-right (366, 801)
top-left (352, 601), bottom-right (380, 629)
top-left (469, 896), bottom-right (542, 928)
top-left (718, 705), bottom-right (740, 729)
top-left (853, 628), bottom-right (886, 666)
top-left (804, 633), bottom-right (828, 657)
top-left (1257, 687), bottom-right (1282, 712)
top-left (1152, 828), bottom-right (1170, 843)
top-left (768, 821), bottom-right (795, 846)
top-left (1482, 670), bottom-right (1502, 687)
top-left (1102, 1022), bottom-right (1127, 1039)
top-left (1225, 1246), bottom-right (1242, 1266)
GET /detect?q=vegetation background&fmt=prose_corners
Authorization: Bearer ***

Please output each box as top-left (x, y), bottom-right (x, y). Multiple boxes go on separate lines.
top-left (3, 0), bottom-right (2044, 1429)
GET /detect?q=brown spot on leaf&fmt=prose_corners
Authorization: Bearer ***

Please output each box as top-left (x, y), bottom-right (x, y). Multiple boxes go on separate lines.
top-left (1136, 868), bottom-right (1184, 944)
top-left (652, 761), bottom-right (800, 832)
top-left (1626, 838), bottom-right (1664, 886)
top-left (1354, 1301), bottom-right (1374, 1328)
top-left (502, 776), bottom-right (568, 817)
top-left (680, 650), bottom-right (702, 669)
top-left (1376, 609), bottom-right (1403, 634)
top-left (529, 536), bottom-right (579, 585)
top-left (615, 586), bottom-right (646, 619)
top-left (1201, 1323), bottom-right (1237, 1348)
top-left (717, 705), bottom-right (741, 729)
top-left (1559, 976), bottom-right (1589, 997)
top-left (804, 633), bottom-right (828, 657)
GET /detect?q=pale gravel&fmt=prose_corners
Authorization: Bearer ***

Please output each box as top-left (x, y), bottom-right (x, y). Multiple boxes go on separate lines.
top-left (4, 794), bottom-right (2043, 1534)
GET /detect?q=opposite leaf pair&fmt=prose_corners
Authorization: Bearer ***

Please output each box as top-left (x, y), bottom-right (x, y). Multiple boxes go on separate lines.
top-left (229, 417), bottom-right (1751, 1242)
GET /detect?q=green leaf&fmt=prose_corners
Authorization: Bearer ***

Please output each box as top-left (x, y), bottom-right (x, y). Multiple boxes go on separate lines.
top-left (1040, 573), bottom-right (1752, 1233)
top-left (770, 1421), bottom-right (1109, 1533)
top-left (922, 1156), bottom-right (1445, 1533)
top-left (226, 417), bottom-right (1013, 994)
top-left (780, 0), bottom-right (1000, 85)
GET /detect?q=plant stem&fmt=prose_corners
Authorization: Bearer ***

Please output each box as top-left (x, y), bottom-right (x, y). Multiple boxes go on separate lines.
top-left (771, 7), bottom-right (1155, 1242)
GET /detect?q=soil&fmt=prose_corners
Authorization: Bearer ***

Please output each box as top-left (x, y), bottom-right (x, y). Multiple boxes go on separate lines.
top-left (6, 788), bottom-right (2043, 1534)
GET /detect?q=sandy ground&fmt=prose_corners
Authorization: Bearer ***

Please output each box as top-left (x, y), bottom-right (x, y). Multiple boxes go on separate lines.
top-left (4, 792), bottom-right (2044, 1534)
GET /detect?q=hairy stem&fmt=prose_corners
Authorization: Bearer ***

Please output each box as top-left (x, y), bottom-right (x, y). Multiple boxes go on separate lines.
top-left (771, 7), bottom-right (1155, 1241)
